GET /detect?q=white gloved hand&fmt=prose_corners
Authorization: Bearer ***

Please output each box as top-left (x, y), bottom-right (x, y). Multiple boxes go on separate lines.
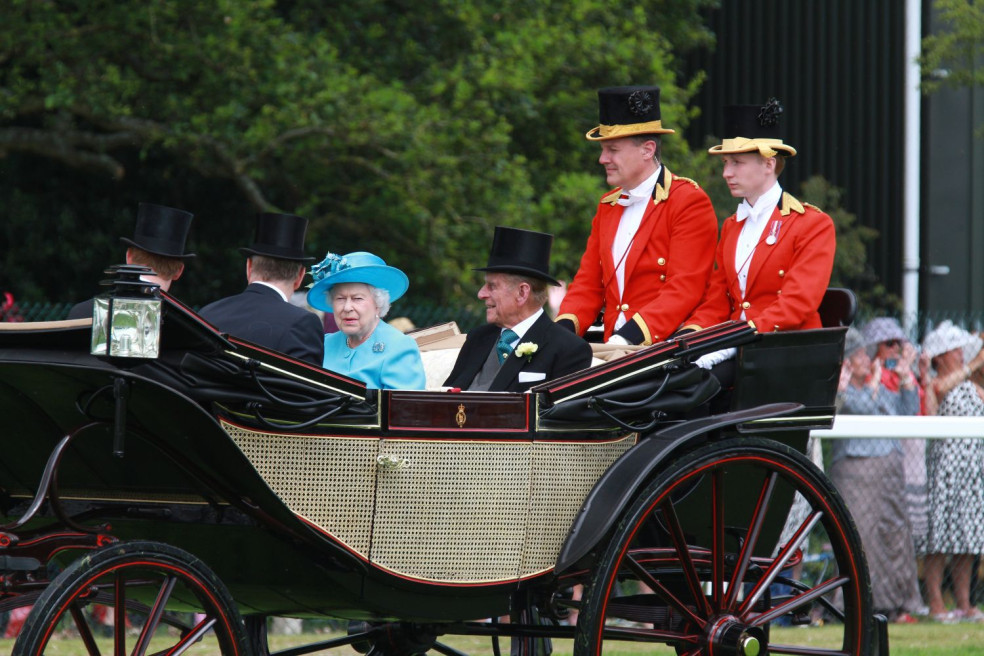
top-left (606, 334), bottom-right (630, 346)
top-left (694, 347), bottom-right (737, 370)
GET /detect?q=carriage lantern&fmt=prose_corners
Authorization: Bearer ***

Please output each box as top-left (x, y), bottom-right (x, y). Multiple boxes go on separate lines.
top-left (90, 264), bottom-right (163, 359)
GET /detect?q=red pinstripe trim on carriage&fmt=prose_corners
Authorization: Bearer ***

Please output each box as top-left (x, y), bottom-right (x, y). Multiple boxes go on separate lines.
top-left (296, 515), bottom-right (551, 588)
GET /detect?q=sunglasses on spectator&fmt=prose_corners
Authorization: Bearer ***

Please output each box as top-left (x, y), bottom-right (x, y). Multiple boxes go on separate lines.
top-left (881, 339), bottom-right (902, 347)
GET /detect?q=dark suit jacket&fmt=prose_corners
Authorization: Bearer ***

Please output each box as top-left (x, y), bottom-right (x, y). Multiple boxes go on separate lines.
top-left (198, 283), bottom-right (324, 366)
top-left (67, 299), bottom-right (94, 320)
top-left (443, 312), bottom-right (593, 393)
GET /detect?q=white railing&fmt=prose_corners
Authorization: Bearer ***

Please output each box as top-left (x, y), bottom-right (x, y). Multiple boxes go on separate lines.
top-left (813, 415), bottom-right (984, 440)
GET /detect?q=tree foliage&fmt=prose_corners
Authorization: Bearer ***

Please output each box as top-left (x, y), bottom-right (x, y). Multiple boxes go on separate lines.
top-left (796, 175), bottom-right (894, 313)
top-left (1, 0), bottom-right (721, 308)
top-left (920, 0), bottom-right (984, 94)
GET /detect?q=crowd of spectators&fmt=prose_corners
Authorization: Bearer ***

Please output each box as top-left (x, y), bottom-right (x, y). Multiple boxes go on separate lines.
top-left (834, 317), bottom-right (984, 624)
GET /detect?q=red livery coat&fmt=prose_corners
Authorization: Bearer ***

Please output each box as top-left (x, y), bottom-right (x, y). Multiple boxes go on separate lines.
top-left (685, 192), bottom-right (835, 332)
top-left (557, 168), bottom-right (718, 345)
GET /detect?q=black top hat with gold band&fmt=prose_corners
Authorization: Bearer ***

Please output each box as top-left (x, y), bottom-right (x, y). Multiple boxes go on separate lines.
top-left (239, 212), bottom-right (315, 262)
top-left (585, 86), bottom-right (675, 141)
top-left (120, 203), bottom-right (196, 259)
top-left (474, 226), bottom-right (560, 286)
top-left (708, 98), bottom-right (797, 158)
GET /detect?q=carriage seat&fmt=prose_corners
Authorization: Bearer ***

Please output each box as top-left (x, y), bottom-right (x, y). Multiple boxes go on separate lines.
top-left (412, 322), bottom-right (620, 389)
top-left (818, 287), bottom-right (857, 327)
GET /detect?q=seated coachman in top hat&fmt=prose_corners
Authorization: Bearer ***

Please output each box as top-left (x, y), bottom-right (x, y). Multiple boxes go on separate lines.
top-left (67, 203), bottom-right (196, 320)
top-left (199, 212), bottom-right (324, 366)
top-left (444, 226), bottom-right (593, 393)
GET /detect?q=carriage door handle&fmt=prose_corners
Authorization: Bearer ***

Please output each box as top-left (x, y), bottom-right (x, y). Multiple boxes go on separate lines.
top-left (376, 454), bottom-right (408, 470)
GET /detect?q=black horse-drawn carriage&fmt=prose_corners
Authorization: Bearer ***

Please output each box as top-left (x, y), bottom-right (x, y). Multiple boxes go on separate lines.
top-left (0, 272), bottom-right (880, 655)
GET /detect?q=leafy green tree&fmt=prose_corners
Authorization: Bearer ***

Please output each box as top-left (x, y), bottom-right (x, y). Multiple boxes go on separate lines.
top-left (920, 0), bottom-right (984, 94)
top-left (0, 0), bottom-right (719, 310)
top-left (796, 175), bottom-right (894, 313)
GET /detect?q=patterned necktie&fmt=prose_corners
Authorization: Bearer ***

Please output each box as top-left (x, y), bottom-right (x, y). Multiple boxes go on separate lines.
top-left (496, 328), bottom-right (518, 364)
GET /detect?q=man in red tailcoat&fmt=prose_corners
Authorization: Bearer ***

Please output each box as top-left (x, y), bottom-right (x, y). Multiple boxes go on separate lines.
top-left (555, 86), bottom-right (718, 346)
top-left (684, 99), bottom-right (835, 340)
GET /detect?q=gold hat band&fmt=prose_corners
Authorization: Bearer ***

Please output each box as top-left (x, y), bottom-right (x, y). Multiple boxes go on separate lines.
top-left (708, 137), bottom-right (797, 158)
top-left (586, 119), bottom-right (675, 140)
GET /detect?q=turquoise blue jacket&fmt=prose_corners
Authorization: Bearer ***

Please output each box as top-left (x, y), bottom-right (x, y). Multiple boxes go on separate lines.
top-left (323, 320), bottom-right (426, 390)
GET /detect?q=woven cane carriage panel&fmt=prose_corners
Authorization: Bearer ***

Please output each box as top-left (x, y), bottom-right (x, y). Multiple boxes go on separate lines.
top-left (221, 420), bottom-right (377, 558)
top-left (370, 439), bottom-right (532, 583)
top-left (521, 434), bottom-right (637, 576)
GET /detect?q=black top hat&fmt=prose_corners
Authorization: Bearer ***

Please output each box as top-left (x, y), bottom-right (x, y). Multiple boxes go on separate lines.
top-left (239, 212), bottom-right (315, 262)
top-left (119, 203), bottom-right (196, 259)
top-left (474, 226), bottom-right (560, 286)
top-left (708, 98), bottom-right (797, 157)
top-left (586, 86), bottom-right (675, 141)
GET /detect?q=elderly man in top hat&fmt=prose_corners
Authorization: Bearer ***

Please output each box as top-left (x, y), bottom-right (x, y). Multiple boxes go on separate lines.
top-left (199, 212), bottom-right (324, 366)
top-left (684, 99), bottom-right (836, 337)
top-left (556, 85), bottom-right (718, 346)
top-left (67, 203), bottom-right (196, 320)
top-left (444, 226), bottom-right (592, 393)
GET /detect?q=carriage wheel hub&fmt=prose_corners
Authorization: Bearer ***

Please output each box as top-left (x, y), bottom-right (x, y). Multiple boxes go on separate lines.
top-left (705, 617), bottom-right (764, 656)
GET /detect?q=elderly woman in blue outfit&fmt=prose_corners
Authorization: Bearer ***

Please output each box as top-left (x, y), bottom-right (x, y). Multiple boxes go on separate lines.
top-left (307, 252), bottom-right (426, 390)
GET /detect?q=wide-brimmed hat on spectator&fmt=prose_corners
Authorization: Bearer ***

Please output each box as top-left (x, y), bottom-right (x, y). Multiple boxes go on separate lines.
top-left (922, 320), bottom-right (982, 361)
top-left (861, 317), bottom-right (908, 348)
top-left (306, 251), bottom-right (409, 313)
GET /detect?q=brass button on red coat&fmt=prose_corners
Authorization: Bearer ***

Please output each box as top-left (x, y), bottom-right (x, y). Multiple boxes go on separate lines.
top-left (742, 301), bottom-right (751, 309)
top-left (660, 275), bottom-right (666, 281)
top-left (620, 303), bottom-right (630, 311)
top-left (778, 269), bottom-right (786, 277)
top-left (657, 257), bottom-right (666, 266)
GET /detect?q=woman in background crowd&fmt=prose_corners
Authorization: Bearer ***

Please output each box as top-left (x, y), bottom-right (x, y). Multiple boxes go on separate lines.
top-left (921, 321), bottom-right (984, 623)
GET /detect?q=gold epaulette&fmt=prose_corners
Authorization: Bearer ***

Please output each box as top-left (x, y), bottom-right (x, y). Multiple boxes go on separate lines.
top-left (779, 192), bottom-right (805, 216)
top-left (601, 189), bottom-right (623, 206)
top-left (671, 175), bottom-right (701, 190)
top-left (802, 201), bottom-right (823, 212)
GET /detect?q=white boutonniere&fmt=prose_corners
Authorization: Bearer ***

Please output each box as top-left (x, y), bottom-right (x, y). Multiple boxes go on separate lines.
top-left (515, 342), bottom-right (538, 362)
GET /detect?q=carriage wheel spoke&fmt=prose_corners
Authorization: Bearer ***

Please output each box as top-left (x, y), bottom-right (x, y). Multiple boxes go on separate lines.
top-left (132, 576), bottom-right (178, 656)
top-left (748, 577), bottom-right (848, 627)
top-left (710, 469), bottom-right (725, 612)
top-left (658, 499), bottom-right (712, 617)
top-left (69, 600), bottom-right (102, 656)
top-left (601, 623), bottom-right (700, 645)
top-left (725, 471), bottom-right (777, 610)
top-left (739, 511), bottom-right (822, 616)
top-left (767, 644), bottom-right (853, 656)
top-left (624, 553), bottom-right (706, 628)
top-left (114, 573), bottom-right (126, 656)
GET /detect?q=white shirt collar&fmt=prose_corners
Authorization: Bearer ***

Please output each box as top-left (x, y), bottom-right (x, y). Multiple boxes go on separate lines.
top-left (736, 181), bottom-right (783, 224)
top-left (506, 308), bottom-right (544, 343)
top-left (253, 280), bottom-right (289, 302)
top-left (622, 165), bottom-right (662, 204)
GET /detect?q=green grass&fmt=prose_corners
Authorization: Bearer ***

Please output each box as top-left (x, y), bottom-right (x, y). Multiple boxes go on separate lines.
top-left (3, 623), bottom-right (984, 655)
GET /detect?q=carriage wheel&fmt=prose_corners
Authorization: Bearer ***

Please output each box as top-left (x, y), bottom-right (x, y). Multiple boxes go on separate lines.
top-left (575, 437), bottom-right (872, 656)
top-left (12, 540), bottom-right (250, 656)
